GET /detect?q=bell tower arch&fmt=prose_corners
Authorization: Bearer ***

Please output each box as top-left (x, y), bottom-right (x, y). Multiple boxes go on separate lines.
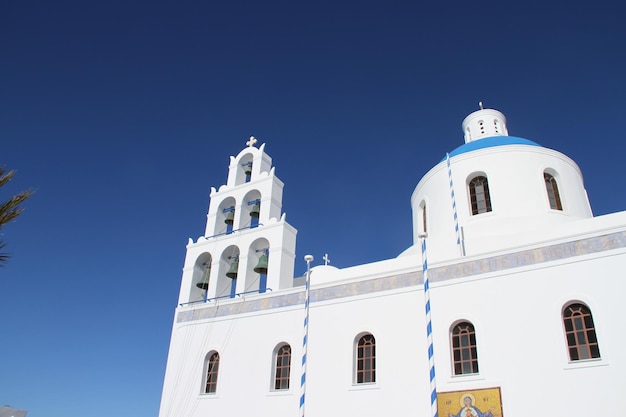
top-left (177, 137), bottom-right (297, 306)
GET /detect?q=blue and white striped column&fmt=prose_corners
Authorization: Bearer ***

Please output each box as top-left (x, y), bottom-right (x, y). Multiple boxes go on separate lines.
top-left (300, 255), bottom-right (314, 417)
top-left (421, 235), bottom-right (438, 417)
top-left (446, 153), bottom-right (464, 256)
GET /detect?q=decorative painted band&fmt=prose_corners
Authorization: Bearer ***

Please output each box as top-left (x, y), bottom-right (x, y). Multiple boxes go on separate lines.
top-left (177, 231), bottom-right (626, 323)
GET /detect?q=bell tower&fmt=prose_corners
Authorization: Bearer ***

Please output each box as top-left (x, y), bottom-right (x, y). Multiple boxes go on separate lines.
top-left (177, 137), bottom-right (297, 305)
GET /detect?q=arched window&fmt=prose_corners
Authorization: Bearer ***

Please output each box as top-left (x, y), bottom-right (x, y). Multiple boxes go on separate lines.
top-left (356, 334), bottom-right (376, 384)
top-left (544, 172), bottom-right (563, 210)
top-left (419, 200), bottom-right (427, 235)
top-left (204, 352), bottom-right (220, 394)
top-left (469, 176), bottom-right (492, 215)
top-left (273, 344), bottom-right (291, 390)
top-left (563, 303), bottom-right (600, 361)
top-left (451, 322), bottom-right (479, 375)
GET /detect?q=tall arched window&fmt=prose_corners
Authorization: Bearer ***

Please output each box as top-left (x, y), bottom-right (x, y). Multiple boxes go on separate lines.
top-left (356, 334), bottom-right (376, 384)
top-left (544, 172), bottom-right (563, 210)
top-left (563, 303), bottom-right (600, 361)
top-left (469, 176), bottom-right (492, 215)
top-left (451, 322), bottom-right (479, 375)
top-left (419, 200), bottom-right (427, 235)
top-left (273, 344), bottom-right (291, 390)
top-left (204, 351), bottom-right (220, 394)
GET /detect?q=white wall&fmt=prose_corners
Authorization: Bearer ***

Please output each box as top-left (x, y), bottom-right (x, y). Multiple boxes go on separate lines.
top-left (160, 230), bottom-right (625, 417)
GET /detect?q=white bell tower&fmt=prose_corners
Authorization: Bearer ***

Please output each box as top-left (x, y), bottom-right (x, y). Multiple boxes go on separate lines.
top-left (177, 137), bottom-right (297, 305)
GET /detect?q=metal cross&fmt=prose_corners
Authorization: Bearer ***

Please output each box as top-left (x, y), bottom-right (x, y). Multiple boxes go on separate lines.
top-left (322, 253), bottom-right (330, 265)
top-left (247, 136), bottom-right (257, 147)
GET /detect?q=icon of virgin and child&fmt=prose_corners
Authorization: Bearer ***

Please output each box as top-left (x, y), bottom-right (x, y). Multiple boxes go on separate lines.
top-left (448, 394), bottom-right (495, 417)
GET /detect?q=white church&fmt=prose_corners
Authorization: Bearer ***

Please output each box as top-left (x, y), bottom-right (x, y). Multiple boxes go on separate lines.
top-left (158, 107), bottom-right (624, 417)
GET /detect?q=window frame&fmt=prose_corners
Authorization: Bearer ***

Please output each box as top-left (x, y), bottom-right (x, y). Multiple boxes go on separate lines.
top-left (355, 333), bottom-right (376, 384)
top-left (544, 172), bottom-right (563, 211)
top-left (203, 351), bottom-right (220, 394)
top-left (273, 343), bottom-right (292, 391)
top-left (468, 175), bottom-right (492, 215)
top-left (451, 321), bottom-right (479, 376)
top-left (562, 302), bottom-right (601, 362)
top-left (419, 200), bottom-right (428, 236)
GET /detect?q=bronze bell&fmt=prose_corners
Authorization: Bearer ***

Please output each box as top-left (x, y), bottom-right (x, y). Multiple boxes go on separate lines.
top-left (196, 266), bottom-right (211, 290)
top-left (244, 162), bottom-right (252, 176)
top-left (224, 210), bottom-right (234, 225)
top-left (226, 258), bottom-right (239, 279)
top-left (253, 253), bottom-right (268, 274)
top-left (250, 202), bottom-right (260, 218)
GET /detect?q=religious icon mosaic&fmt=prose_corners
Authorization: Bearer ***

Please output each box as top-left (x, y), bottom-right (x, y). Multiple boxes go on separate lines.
top-left (438, 387), bottom-right (503, 417)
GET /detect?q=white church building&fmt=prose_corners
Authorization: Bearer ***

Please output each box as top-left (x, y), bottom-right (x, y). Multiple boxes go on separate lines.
top-left (158, 107), bottom-right (624, 417)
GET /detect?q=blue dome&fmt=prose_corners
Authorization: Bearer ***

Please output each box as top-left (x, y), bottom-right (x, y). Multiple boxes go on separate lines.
top-left (445, 136), bottom-right (542, 160)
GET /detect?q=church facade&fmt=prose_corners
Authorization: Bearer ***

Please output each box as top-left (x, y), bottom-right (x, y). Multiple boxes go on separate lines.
top-left (158, 108), bottom-right (623, 417)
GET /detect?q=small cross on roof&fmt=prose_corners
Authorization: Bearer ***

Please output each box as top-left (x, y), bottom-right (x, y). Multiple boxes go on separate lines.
top-left (247, 136), bottom-right (257, 147)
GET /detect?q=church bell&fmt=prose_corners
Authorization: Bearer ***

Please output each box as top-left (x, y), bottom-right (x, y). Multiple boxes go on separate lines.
top-left (224, 210), bottom-right (234, 225)
top-left (253, 253), bottom-right (268, 274)
top-left (196, 266), bottom-right (211, 290)
top-left (226, 258), bottom-right (239, 279)
top-left (244, 162), bottom-right (252, 177)
top-left (250, 202), bottom-right (260, 218)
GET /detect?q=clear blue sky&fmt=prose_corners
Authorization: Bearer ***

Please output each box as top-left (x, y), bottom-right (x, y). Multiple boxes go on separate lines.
top-left (1, 1), bottom-right (624, 416)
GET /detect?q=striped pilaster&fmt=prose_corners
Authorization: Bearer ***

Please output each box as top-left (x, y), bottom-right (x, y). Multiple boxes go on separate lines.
top-left (446, 153), bottom-right (463, 256)
top-left (422, 238), bottom-right (438, 417)
top-left (299, 262), bottom-right (312, 417)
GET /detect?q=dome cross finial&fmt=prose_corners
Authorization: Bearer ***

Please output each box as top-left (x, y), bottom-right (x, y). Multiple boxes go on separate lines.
top-left (479, 101), bottom-right (484, 110)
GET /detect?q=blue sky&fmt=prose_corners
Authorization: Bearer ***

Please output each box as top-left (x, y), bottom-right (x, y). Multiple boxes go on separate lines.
top-left (1, 1), bottom-right (624, 416)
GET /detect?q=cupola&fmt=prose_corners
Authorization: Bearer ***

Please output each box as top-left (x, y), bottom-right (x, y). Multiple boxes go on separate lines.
top-left (462, 103), bottom-right (509, 143)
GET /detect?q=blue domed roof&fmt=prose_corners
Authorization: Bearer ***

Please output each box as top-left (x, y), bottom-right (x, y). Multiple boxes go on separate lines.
top-left (445, 136), bottom-right (542, 159)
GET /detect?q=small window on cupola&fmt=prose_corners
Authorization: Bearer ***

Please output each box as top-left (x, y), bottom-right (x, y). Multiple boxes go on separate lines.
top-left (493, 119), bottom-right (499, 134)
top-left (419, 200), bottom-right (427, 235)
top-left (478, 120), bottom-right (485, 135)
top-left (544, 172), bottom-right (563, 211)
top-left (469, 176), bottom-right (492, 215)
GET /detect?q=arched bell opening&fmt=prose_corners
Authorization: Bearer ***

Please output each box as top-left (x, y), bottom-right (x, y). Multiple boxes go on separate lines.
top-left (218, 246), bottom-right (240, 299)
top-left (247, 238), bottom-right (270, 294)
top-left (237, 153), bottom-right (254, 185)
top-left (242, 190), bottom-right (262, 230)
top-left (189, 253), bottom-right (212, 302)
top-left (216, 197), bottom-right (236, 236)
